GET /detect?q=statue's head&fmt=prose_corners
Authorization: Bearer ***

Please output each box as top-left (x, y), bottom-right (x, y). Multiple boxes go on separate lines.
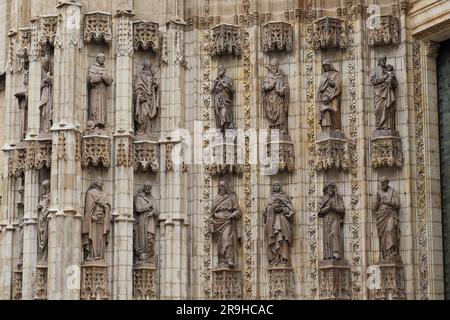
top-left (324, 183), bottom-right (337, 196)
top-left (378, 56), bottom-right (387, 68)
top-left (272, 181), bottom-right (282, 193)
top-left (143, 61), bottom-right (151, 70)
top-left (143, 181), bottom-right (152, 194)
top-left (96, 53), bottom-right (106, 65)
top-left (218, 180), bottom-right (229, 196)
top-left (218, 65), bottom-right (226, 77)
top-left (380, 176), bottom-right (390, 191)
top-left (322, 60), bottom-right (334, 72)
top-left (94, 177), bottom-right (104, 189)
top-left (269, 58), bottom-right (280, 74)
top-left (42, 180), bottom-right (50, 192)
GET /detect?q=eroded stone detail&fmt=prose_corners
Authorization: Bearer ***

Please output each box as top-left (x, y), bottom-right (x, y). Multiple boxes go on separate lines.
top-left (371, 130), bottom-right (403, 168)
top-left (268, 267), bottom-right (295, 300)
top-left (315, 131), bottom-right (348, 172)
top-left (318, 259), bottom-right (351, 300)
top-left (39, 15), bottom-right (58, 48)
top-left (133, 20), bottom-right (160, 52)
top-left (81, 135), bottom-right (111, 168)
top-left (133, 140), bottom-right (159, 172)
top-left (133, 266), bottom-right (158, 300)
top-left (262, 21), bottom-right (293, 53)
top-left (80, 262), bottom-right (109, 300)
top-left (34, 264), bottom-right (48, 300)
top-left (209, 24), bottom-right (241, 57)
top-left (12, 270), bottom-right (23, 300)
top-left (368, 15), bottom-right (399, 47)
top-left (312, 16), bottom-right (346, 49)
top-left (212, 269), bottom-right (242, 299)
top-left (83, 12), bottom-right (112, 44)
top-left (375, 259), bottom-right (406, 300)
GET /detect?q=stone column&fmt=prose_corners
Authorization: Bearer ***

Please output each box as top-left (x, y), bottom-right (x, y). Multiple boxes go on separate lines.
top-left (111, 9), bottom-right (134, 300)
top-left (47, 1), bottom-right (83, 300)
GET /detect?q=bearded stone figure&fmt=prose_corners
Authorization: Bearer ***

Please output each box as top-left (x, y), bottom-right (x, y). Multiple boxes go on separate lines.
top-left (264, 181), bottom-right (295, 266)
top-left (82, 177), bottom-right (111, 262)
top-left (134, 182), bottom-right (159, 265)
top-left (211, 65), bottom-right (234, 133)
top-left (209, 180), bottom-right (242, 269)
top-left (318, 60), bottom-right (342, 132)
top-left (262, 59), bottom-right (289, 134)
top-left (39, 52), bottom-right (53, 134)
top-left (37, 180), bottom-right (51, 263)
top-left (373, 177), bottom-right (401, 262)
top-left (370, 56), bottom-right (397, 131)
top-left (318, 183), bottom-right (345, 260)
top-left (134, 62), bottom-right (160, 135)
top-left (88, 54), bottom-right (113, 130)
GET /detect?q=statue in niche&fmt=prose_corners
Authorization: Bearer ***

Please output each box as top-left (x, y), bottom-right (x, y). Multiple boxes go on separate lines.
top-left (134, 62), bottom-right (159, 136)
top-left (82, 177), bottom-right (111, 262)
top-left (17, 186), bottom-right (25, 267)
top-left (369, 56), bottom-right (397, 131)
top-left (209, 180), bottom-right (241, 269)
top-left (373, 177), bottom-right (401, 262)
top-left (263, 181), bottom-right (295, 266)
top-left (39, 51), bottom-right (53, 134)
top-left (15, 70), bottom-right (29, 140)
top-left (133, 181), bottom-right (159, 265)
top-left (318, 183), bottom-right (345, 260)
top-left (37, 180), bottom-right (51, 263)
top-left (318, 60), bottom-right (342, 132)
top-left (88, 54), bottom-right (113, 131)
top-left (211, 65), bottom-right (234, 133)
top-left (262, 59), bottom-right (289, 135)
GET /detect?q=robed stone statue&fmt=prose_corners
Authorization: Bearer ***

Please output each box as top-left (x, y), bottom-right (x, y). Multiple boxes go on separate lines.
top-left (134, 62), bottom-right (159, 135)
top-left (211, 65), bottom-right (234, 133)
top-left (82, 177), bottom-right (111, 262)
top-left (39, 52), bottom-right (53, 134)
top-left (262, 59), bottom-right (289, 134)
top-left (88, 54), bottom-right (113, 130)
top-left (318, 60), bottom-right (342, 132)
top-left (370, 56), bottom-right (397, 130)
top-left (264, 181), bottom-right (295, 266)
top-left (133, 181), bottom-right (159, 265)
top-left (17, 186), bottom-right (25, 267)
top-left (15, 70), bottom-right (29, 140)
top-left (373, 177), bottom-right (401, 262)
top-left (318, 183), bottom-right (345, 260)
top-left (37, 180), bottom-right (50, 263)
top-left (209, 180), bottom-right (242, 269)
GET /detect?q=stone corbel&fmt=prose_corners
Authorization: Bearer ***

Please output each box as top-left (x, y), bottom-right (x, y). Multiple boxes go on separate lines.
top-left (368, 15), bottom-right (400, 47)
top-left (83, 11), bottom-right (112, 45)
top-left (208, 24), bottom-right (242, 57)
top-left (262, 21), bottom-right (293, 53)
top-left (8, 143), bottom-right (27, 177)
top-left (312, 16), bottom-right (347, 50)
top-left (133, 20), bottom-right (160, 53)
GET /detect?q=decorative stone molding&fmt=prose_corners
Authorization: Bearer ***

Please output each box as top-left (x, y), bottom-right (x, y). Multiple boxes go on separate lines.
top-left (318, 259), bottom-right (351, 300)
top-left (268, 267), bottom-right (295, 300)
top-left (212, 269), bottom-right (242, 299)
top-left (312, 16), bottom-right (346, 49)
top-left (375, 262), bottom-right (406, 300)
top-left (8, 143), bottom-right (27, 177)
top-left (368, 15), bottom-right (399, 47)
top-left (204, 134), bottom-right (243, 176)
top-left (265, 134), bottom-right (295, 173)
top-left (315, 131), bottom-right (348, 172)
top-left (164, 140), bottom-right (187, 172)
top-left (115, 11), bottom-right (134, 57)
top-left (133, 139), bottom-right (159, 172)
top-left (81, 135), bottom-right (111, 168)
top-left (208, 24), bottom-right (241, 57)
top-left (83, 12), bottom-right (112, 45)
top-left (12, 270), bottom-right (23, 300)
top-left (34, 264), bottom-right (48, 300)
top-left (262, 22), bottom-right (293, 53)
top-left (115, 135), bottom-right (133, 167)
top-left (17, 27), bottom-right (32, 60)
top-left (133, 20), bottom-right (160, 53)
top-left (26, 137), bottom-right (52, 170)
top-left (80, 262), bottom-right (109, 300)
top-left (425, 41), bottom-right (440, 58)
top-left (7, 29), bottom-right (17, 73)
top-left (30, 17), bottom-right (41, 61)
top-left (133, 265), bottom-right (158, 300)
top-left (39, 15), bottom-right (58, 48)
top-left (371, 130), bottom-right (403, 168)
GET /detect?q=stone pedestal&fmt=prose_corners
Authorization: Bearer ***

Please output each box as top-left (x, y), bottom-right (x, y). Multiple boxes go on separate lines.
top-left (375, 257), bottom-right (406, 300)
top-left (133, 136), bottom-right (160, 172)
top-left (212, 268), bottom-right (242, 299)
top-left (133, 264), bottom-right (158, 300)
top-left (318, 259), bottom-right (351, 300)
top-left (81, 134), bottom-right (112, 168)
top-left (34, 263), bottom-right (48, 300)
top-left (80, 261), bottom-right (109, 300)
top-left (315, 131), bottom-right (348, 172)
top-left (205, 133), bottom-right (243, 175)
top-left (371, 130), bottom-right (403, 168)
top-left (12, 269), bottom-right (23, 300)
top-left (268, 266), bottom-right (295, 299)
top-left (265, 134), bottom-right (295, 174)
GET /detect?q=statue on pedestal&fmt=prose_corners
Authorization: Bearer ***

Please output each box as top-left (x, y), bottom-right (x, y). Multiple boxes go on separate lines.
top-left (39, 52), bottom-right (53, 134)
top-left (37, 180), bottom-right (50, 263)
top-left (15, 70), bottom-right (29, 140)
top-left (134, 62), bottom-right (159, 136)
top-left (211, 65), bottom-right (234, 133)
top-left (17, 186), bottom-right (25, 267)
top-left (318, 60), bottom-right (342, 133)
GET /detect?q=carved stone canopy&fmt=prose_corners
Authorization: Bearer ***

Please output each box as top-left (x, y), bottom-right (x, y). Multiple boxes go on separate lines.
top-left (39, 15), bottom-right (58, 48)
top-left (133, 139), bottom-right (160, 172)
top-left (312, 16), bottom-right (347, 50)
top-left (133, 20), bottom-right (160, 52)
top-left (209, 24), bottom-right (241, 57)
top-left (368, 15), bottom-right (400, 47)
top-left (262, 21), bottom-right (293, 53)
top-left (371, 130), bottom-right (403, 168)
top-left (84, 12), bottom-right (113, 45)
top-left (17, 27), bottom-right (32, 61)
top-left (81, 135), bottom-right (112, 168)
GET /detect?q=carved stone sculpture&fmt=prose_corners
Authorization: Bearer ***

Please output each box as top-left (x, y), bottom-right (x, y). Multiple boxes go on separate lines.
top-left (82, 177), bottom-right (111, 262)
top-left (16, 186), bottom-right (24, 267)
top-left (211, 65), bottom-right (234, 133)
top-left (39, 51), bottom-right (53, 134)
top-left (134, 62), bottom-right (159, 136)
top-left (368, 15), bottom-right (400, 47)
top-left (88, 54), bottom-right (113, 130)
top-left (209, 180), bottom-right (241, 269)
top-left (318, 183), bottom-right (345, 260)
top-left (262, 21), bottom-right (293, 53)
top-left (133, 20), bottom-right (160, 52)
top-left (84, 12), bottom-right (112, 45)
top-left (318, 60), bottom-right (342, 133)
top-left (134, 182), bottom-right (159, 265)
top-left (209, 24), bottom-right (241, 57)
top-left (37, 180), bottom-right (50, 263)
top-left (264, 181), bottom-right (294, 266)
top-left (312, 16), bottom-right (346, 49)
top-left (262, 59), bottom-right (289, 134)
top-left (15, 70), bottom-right (29, 140)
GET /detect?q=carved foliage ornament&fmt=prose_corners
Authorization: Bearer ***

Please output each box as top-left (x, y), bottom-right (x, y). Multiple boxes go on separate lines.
top-left (115, 12), bottom-right (133, 57)
top-left (209, 24), bottom-right (241, 57)
top-left (368, 15), bottom-right (399, 47)
top-left (133, 20), bottom-right (160, 52)
top-left (262, 22), bottom-right (293, 53)
top-left (84, 12), bottom-right (112, 45)
top-left (312, 16), bottom-right (347, 49)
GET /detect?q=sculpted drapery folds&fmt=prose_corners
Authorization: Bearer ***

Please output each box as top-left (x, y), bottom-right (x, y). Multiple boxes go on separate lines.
top-left (15, 70), bottom-right (29, 140)
top-left (37, 180), bottom-right (50, 263)
top-left (318, 183), bottom-right (345, 260)
top-left (133, 181), bottom-right (159, 265)
top-left (370, 56), bottom-right (398, 130)
top-left (17, 186), bottom-right (25, 267)
top-left (318, 60), bottom-right (342, 132)
top-left (211, 65), bottom-right (234, 133)
top-left (82, 177), bottom-right (111, 262)
top-left (262, 59), bottom-right (289, 134)
top-left (134, 62), bottom-right (160, 135)
top-left (209, 180), bottom-right (242, 269)
top-left (373, 177), bottom-right (401, 262)
top-left (39, 52), bottom-right (53, 134)
top-left (264, 181), bottom-right (295, 266)
top-left (88, 54), bottom-right (113, 130)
